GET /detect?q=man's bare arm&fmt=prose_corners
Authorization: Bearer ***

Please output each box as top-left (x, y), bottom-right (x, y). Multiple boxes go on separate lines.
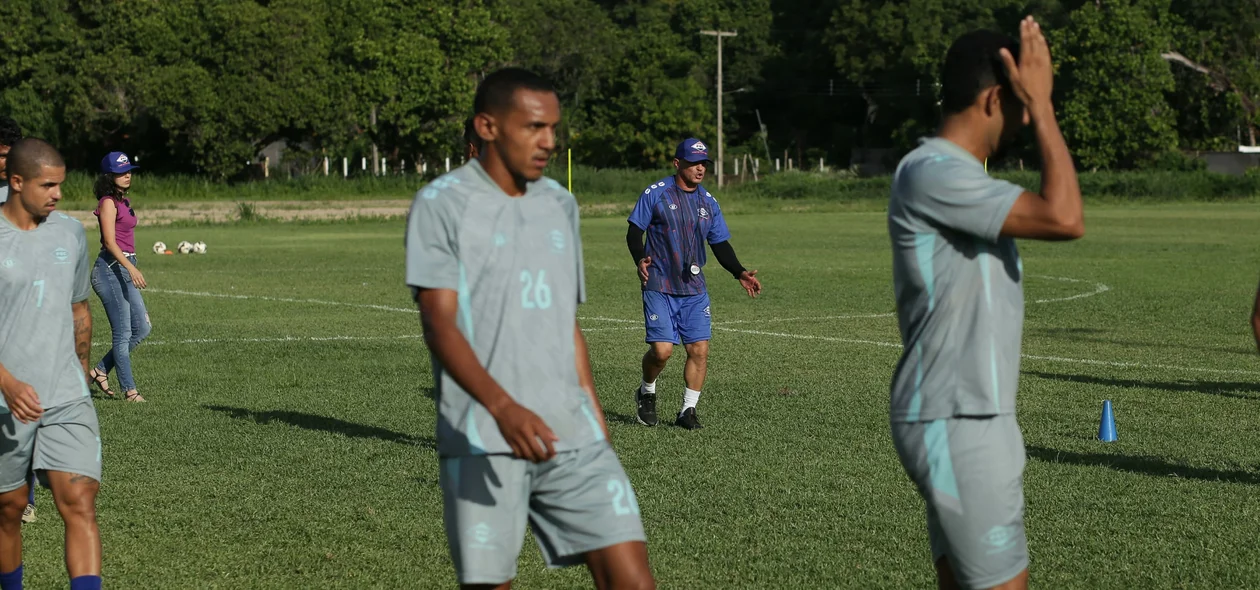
top-left (574, 320), bottom-right (610, 440)
top-left (416, 288), bottom-right (558, 461)
top-left (73, 301), bottom-right (91, 377)
top-left (999, 17), bottom-right (1084, 241)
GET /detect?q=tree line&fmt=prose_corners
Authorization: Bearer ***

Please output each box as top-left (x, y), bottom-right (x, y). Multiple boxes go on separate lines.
top-left (0, 0), bottom-right (1254, 178)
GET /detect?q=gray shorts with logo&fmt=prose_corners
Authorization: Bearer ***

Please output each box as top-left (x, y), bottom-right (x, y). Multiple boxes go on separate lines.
top-left (892, 414), bottom-right (1027, 589)
top-left (440, 441), bottom-right (647, 585)
top-left (0, 399), bottom-right (101, 492)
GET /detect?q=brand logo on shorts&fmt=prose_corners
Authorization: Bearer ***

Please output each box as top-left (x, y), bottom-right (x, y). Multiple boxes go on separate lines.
top-left (699, 207), bottom-right (709, 218)
top-left (982, 525), bottom-right (1018, 555)
top-left (549, 229), bottom-right (565, 252)
top-left (53, 247), bottom-right (70, 264)
top-left (703, 306), bottom-right (711, 318)
top-left (649, 314), bottom-right (659, 322)
top-left (466, 522), bottom-right (497, 550)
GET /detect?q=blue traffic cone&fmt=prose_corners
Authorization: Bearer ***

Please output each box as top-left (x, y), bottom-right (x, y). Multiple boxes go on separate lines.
top-left (1097, 400), bottom-right (1117, 442)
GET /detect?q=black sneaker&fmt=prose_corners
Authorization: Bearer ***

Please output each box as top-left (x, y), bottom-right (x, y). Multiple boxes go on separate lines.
top-left (675, 407), bottom-right (703, 430)
top-left (635, 388), bottom-right (659, 426)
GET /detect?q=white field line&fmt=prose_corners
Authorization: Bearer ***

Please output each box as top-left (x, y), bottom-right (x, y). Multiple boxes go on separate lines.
top-left (148, 288), bottom-right (415, 314)
top-left (712, 327), bottom-right (1260, 377)
top-left (147, 282), bottom-right (1257, 376)
top-left (1030, 275), bottom-right (1111, 304)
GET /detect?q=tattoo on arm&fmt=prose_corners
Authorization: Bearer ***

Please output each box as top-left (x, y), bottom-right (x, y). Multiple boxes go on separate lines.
top-left (73, 303), bottom-right (92, 374)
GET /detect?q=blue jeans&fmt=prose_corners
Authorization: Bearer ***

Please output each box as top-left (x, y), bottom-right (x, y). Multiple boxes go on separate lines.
top-left (90, 253), bottom-right (151, 392)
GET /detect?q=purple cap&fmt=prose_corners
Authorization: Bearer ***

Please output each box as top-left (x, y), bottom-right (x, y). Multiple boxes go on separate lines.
top-left (674, 138), bottom-right (710, 163)
top-left (101, 152), bottom-right (139, 174)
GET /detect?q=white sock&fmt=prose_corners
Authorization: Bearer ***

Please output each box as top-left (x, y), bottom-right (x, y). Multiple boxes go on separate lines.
top-left (640, 380), bottom-right (656, 395)
top-left (681, 388), bottom-right (701, 413)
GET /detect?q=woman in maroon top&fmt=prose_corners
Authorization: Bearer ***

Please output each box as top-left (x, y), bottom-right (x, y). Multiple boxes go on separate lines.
top-left (88, 152), bottom-right (149, 402)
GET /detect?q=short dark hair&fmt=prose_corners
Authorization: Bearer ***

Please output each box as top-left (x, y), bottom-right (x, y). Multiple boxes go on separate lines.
top-left (0, 117), bottom-right (22, 148)
top-left (940, 30), bottom-right (1020, 115)
top-left (7, 138), bottom-right (64, 181)
top-left (473, 68), bottom-right (556, 116)
top-left (463, 117), bottom-right (482, 150)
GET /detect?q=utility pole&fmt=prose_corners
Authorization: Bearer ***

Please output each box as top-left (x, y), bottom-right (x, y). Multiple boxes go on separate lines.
top-left (700, 29), bottom-right (737, 188)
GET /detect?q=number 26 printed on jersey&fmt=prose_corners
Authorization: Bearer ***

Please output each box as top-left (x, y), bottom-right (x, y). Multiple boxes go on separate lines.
top-left (519, 270), bottom-right (552, 310)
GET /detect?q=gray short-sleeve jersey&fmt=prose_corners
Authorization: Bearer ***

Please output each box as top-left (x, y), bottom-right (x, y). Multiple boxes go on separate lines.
top-left (888, 138), bottom-right (1026, 423)
top-left (0, 186), bottom-right (9, 204)
top-left (0, 210), bottom-right (92, 410)
top-left (406, 161), bottom-right (601, 457)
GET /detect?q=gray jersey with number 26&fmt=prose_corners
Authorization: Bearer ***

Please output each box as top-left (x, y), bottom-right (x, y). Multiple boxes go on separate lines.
top-left (406, 161), bottom-right (603, 457)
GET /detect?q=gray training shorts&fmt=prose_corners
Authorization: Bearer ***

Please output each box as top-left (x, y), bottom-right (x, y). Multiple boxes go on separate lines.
top-left (440, 441), bottom-right (647, 585)
top-left (892, 414), bottom-right (1028, 589)
top-left (0, 398), bottom-right (102, 492)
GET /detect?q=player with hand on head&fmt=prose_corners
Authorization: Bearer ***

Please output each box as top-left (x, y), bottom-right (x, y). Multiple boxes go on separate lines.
top-left (406, 68), bottom-right (654, 590)
top-left (886, 18), bottom-right (1083, 590)
top-left (0, 138), bottom-right (105, 590)
top-left (627, 138), bottom-right (761, 430)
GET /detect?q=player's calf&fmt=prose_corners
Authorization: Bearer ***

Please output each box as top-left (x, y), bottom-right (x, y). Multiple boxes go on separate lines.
top-left (47, 472), bottom-right (101, 580)
top-left (585, 541), bottom-right (655, 590)
top-left (0, 486), bottom-right (27, 574)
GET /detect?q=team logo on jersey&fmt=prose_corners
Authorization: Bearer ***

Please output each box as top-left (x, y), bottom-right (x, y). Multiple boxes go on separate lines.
top-left (649, 314), bottom-right (659, 322)
top-left (493, 232), bottom-right (506, 247)
top-left (549, 229), bottom-right (566, 252)
top-left (698, 207), bottom-right (709, 218)
top-left (53, 247), bottom-right (70, 264)
top-left (1, 259), bottom-right (13, 269)
top-left (668, 203), bottom-right (678, 210)
top-left (465, 522), bottom-right (497, 550)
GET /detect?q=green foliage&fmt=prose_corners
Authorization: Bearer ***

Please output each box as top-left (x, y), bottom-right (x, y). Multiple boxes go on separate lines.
top-left (1, 0), bottom-right (1258, 175)
top-left (1053, 0), bottom-right (1179, 169)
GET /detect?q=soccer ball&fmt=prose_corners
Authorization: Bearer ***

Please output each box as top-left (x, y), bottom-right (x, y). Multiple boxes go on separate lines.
top-left (177, 241), bottom-right (194, 254)
top-left (192, 241), bottom-right (207, 255)
top-left (152, 241), bottom-right (167, 254)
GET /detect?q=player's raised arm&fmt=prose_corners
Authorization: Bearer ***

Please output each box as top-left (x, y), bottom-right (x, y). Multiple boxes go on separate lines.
top-left (997, 17), bottom-right (1083, 241)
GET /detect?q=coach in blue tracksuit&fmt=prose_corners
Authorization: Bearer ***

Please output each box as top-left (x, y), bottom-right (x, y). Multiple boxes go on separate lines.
top-left (627, 138), bottom-right (762, 430)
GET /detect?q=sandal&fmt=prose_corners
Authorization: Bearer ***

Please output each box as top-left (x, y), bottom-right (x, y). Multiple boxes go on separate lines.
top-left (124, 391), bottom-right (146, 403)
top-left (88, 369), bottom-right (116, 399)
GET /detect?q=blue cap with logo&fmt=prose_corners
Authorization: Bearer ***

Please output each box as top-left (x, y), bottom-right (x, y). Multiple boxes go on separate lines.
top-left (101, 151), bottom-right (139, 174)
top-left (675, 138), bottom-right (711, 163)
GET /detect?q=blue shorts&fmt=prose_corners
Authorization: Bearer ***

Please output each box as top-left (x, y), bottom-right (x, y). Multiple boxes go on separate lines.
top-left (642, 291), bottom-right (711, 344)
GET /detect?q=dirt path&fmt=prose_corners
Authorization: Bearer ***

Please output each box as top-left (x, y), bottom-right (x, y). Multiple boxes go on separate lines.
top-left (63, 199), bottom-right (632, 227)
top-left (65, 199), bottom-right (413, 227)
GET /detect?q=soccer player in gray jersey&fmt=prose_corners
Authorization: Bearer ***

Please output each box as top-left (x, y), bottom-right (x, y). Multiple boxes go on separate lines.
top-left (407, 69), bottom-right (655, 589)
top-left (887, 19), bottom-right (1083, 590)
top-left (0, 139), bottom-right (103, 590)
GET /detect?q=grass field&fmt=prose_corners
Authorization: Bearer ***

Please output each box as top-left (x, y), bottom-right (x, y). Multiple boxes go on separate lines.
top-left (22, 203), bottom-right (1260, 588)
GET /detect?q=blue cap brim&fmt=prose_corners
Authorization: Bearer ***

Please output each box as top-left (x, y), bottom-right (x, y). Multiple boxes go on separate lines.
top-left (678, 154), bottom-right (711, 163)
